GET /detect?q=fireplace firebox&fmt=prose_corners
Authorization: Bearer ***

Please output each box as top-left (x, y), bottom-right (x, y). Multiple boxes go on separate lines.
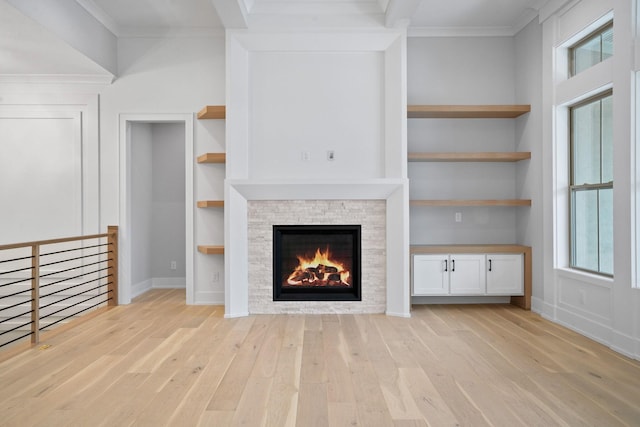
top-left (273, 225), bottom-right (361, 301)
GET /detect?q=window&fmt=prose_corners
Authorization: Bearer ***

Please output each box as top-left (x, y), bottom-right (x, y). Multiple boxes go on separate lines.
top-left (570, 23), bottom-right (613, 76)
top-left (570, 92), bottom-right (613, 275)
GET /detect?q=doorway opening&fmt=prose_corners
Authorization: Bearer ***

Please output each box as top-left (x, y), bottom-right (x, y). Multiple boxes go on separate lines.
top-left (119, 114), bottom-right (194, 304)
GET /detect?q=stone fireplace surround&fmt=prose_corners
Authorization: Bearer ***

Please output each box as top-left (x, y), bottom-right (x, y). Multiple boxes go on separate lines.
top-left (248, 200), bottom-right (385, 314)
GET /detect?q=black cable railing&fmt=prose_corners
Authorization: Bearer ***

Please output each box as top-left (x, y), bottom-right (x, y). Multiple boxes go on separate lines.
top-left (0, 226), bottom-right (118, 349)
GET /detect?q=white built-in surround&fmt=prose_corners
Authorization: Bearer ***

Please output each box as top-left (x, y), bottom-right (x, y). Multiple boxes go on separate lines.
top-left (224, 29), bottom-right (410, 318)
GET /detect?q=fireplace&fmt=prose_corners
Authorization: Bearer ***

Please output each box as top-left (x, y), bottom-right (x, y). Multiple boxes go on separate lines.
top-left (273, 225), bottom-right (361, 301)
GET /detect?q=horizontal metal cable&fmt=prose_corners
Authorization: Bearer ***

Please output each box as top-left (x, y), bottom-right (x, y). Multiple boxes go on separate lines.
top-left (0, 330), bottom-right (33, 348)
top-left (0, 255), bottom-right (33, 265)
top-left (39, 266), bottom-right (110, 290)
top-left (40, 282), bottom-right (108, 310)
top-left (0, 265), bottom-right (34, 277)
top-left (39, 259), bottom-right (108, 279)
top-left (40, 294), bottom-right (112, 331)
top-left (41, 243), bottom-right (109, 257)
top-left (0, 309), bottom-right (33, 325)
top-left (0, 287), bottom-right (32, 299)
top-left (0, 298), bottom-right (34, 313)
top-left (0, 277), bottom-right (34, 289)
top-left (41, 273), bottom-right (109, 296)
top-left (39, 290), bottom-right (111, 321)
top-left (39, 250), bottom-right (109, 269)
top-left (0, 320), bottom-right (33, 337)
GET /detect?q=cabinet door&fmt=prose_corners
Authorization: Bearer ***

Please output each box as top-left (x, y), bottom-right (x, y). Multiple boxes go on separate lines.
top-left (449, 254), bottom-right (486, 295)
top-left (412, 255), bottom-right (449, 295)
top-left (486, 254), bottom-right (524, 295)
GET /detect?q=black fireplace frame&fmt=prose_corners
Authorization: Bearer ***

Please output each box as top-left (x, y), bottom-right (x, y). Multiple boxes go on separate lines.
top-left (273, 224), bottom-right (361, 302)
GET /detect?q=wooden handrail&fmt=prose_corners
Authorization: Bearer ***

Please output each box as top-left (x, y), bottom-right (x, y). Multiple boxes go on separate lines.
top-left (0, 231), bottom-right (113, 251)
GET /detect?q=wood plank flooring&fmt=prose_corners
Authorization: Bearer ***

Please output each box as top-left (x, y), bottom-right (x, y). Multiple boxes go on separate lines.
top-left (1, 289), bottom-right (639, 426)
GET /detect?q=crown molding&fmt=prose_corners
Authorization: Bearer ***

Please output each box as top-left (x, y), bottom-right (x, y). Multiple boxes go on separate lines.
top-left (118, 26), bottom-right (225, 38)
top-left (408, 26), bottom-right (516, 38)
top-left (0, 74), bottom-right (114, 85)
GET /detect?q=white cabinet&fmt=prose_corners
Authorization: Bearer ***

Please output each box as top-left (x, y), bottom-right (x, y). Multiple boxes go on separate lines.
top-left (449, 254), bottom-right (486, 295)
top-left (412, 252), bottom-right (523, 297)
top-left (486, 254), bottom-right (523, 295)
top-left (412, 255), bottom-right (449, 295)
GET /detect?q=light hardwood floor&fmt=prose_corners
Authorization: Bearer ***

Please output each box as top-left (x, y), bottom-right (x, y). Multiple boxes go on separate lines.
top-left (1, 289), bottom-right (639, 426)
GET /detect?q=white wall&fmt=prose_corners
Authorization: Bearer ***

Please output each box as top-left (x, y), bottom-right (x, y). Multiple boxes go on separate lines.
top-left (151, 123), bottom-right (186, 281)
top-left (99, 35), bottom-right (226, 304)
top-left (248, 51), bottom-right (385, 180)
top-left (407, 36), bottom-right (522, 246)
top-left (541, 0), bottom-right (640, 360)
top-left (515, 19), bottom-right (544, 302)
top-left (0, 92), bottom-right (101, 244)
top-left (130, 123), bottom-right (153, 290)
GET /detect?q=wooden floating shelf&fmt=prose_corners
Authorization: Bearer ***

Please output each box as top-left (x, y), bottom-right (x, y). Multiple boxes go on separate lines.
top-left (411, 199), bottom-right (532, 207)
top-left (408, 152), bottom-right (531, 162)
top-left (197, 245), bottom-right (224, 255)
top-left (407, 105), bottom-right (531, 119)
top-left (197, 153), bottom-right (226, 163)
top-left (197, 105), bottom-right (225, 119)
top-left (197, 200), bottom-right (224, 208)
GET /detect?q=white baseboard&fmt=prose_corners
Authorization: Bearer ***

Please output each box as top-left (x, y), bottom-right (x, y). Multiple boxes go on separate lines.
top-left (152, 277), bottom-right (186, 289)
top-left (386, 310), bottom-right (411, 318)
top-left (411, 296), bottom-right (511, 305)
top-left (131, 279), bottom-right (152, 299)
top-left (194, 290), bottom-right (224, 305)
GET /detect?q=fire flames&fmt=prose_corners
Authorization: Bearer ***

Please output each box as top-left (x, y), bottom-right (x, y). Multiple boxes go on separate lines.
top-left (286, 247), bottom-right (351, 287)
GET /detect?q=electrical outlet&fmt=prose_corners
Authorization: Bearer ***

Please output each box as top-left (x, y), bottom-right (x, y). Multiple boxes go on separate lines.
top-left (170, 261), bottom-right (177, 270)
top-left (301, 151), bottom-right (310, 161)
top-left (455, 212), bottom-right (462, 222)
top-left (212, 272), bottom-right (220, 283)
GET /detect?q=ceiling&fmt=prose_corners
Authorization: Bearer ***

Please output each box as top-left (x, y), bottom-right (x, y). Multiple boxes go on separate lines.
top-left (0, 0), bottom-right (548, 79)
top-left (81, 0), bottom-right (546, 37)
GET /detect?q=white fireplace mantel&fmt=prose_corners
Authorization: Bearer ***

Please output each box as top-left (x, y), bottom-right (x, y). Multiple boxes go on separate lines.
top-left (224, 179), bottom-right (411, 318)
top-left (226, 178), bottom-right (406, 200)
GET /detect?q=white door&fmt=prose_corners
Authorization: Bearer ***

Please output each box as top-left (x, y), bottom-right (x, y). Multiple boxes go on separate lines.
top-left (486, 254), bottom-right (523, 295)
top-left (449, 254), bottom-right (486, 295)
top-left (412, 255), bottom-right (449, 295)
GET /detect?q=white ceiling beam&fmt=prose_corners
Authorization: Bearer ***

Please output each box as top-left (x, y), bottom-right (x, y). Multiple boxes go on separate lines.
top-left (6, 0), bottom-right (117, 76)
top-left (385, 0), bottom-right (422, 28)
top-left (210, 0), bottom-right (248, 29)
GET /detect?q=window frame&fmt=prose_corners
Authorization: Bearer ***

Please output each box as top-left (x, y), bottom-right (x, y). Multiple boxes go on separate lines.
top-left (568, 90), bottom-right (614, 277)
top-left (569, 21), bottom-right (614, 77)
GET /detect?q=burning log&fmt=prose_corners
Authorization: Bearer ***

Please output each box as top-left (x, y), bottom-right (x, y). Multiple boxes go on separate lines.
top-left (285, 248), bottom-right (351, 287)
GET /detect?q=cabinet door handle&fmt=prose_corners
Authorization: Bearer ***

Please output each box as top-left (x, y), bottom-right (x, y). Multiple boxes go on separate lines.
top-left (444, 259), bottom-right (448, 272)
top-left (451, 259), bottom-right (455, 272)
top-left (488, 259), bottom-right (492, 272)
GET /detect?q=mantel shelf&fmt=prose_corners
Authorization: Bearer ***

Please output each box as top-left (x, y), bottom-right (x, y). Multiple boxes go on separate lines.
top-left (197, 245), bottom-right (224, 255)
top-left (197, 200), bottom-right (224, 208)
top-left (197, 153), bottom-right (226, 163)
top-left (407, 105), bottom-right (531, 118)
top-left (197, 105), bottom-right (225, 119)
top-left (408, 152), bottom-right (531, 162)
top-left (411, 199), bottom-right (532, 207)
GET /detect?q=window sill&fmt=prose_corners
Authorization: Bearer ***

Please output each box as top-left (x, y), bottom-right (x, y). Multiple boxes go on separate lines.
top-left (556, 267), bottom-right (613, 288)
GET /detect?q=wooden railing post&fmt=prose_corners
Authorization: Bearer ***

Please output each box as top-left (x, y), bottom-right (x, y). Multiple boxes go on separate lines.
top-left (107, 226), bottom-right (118, 306)
top-left (31, 244), bottom-right (40, 344)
